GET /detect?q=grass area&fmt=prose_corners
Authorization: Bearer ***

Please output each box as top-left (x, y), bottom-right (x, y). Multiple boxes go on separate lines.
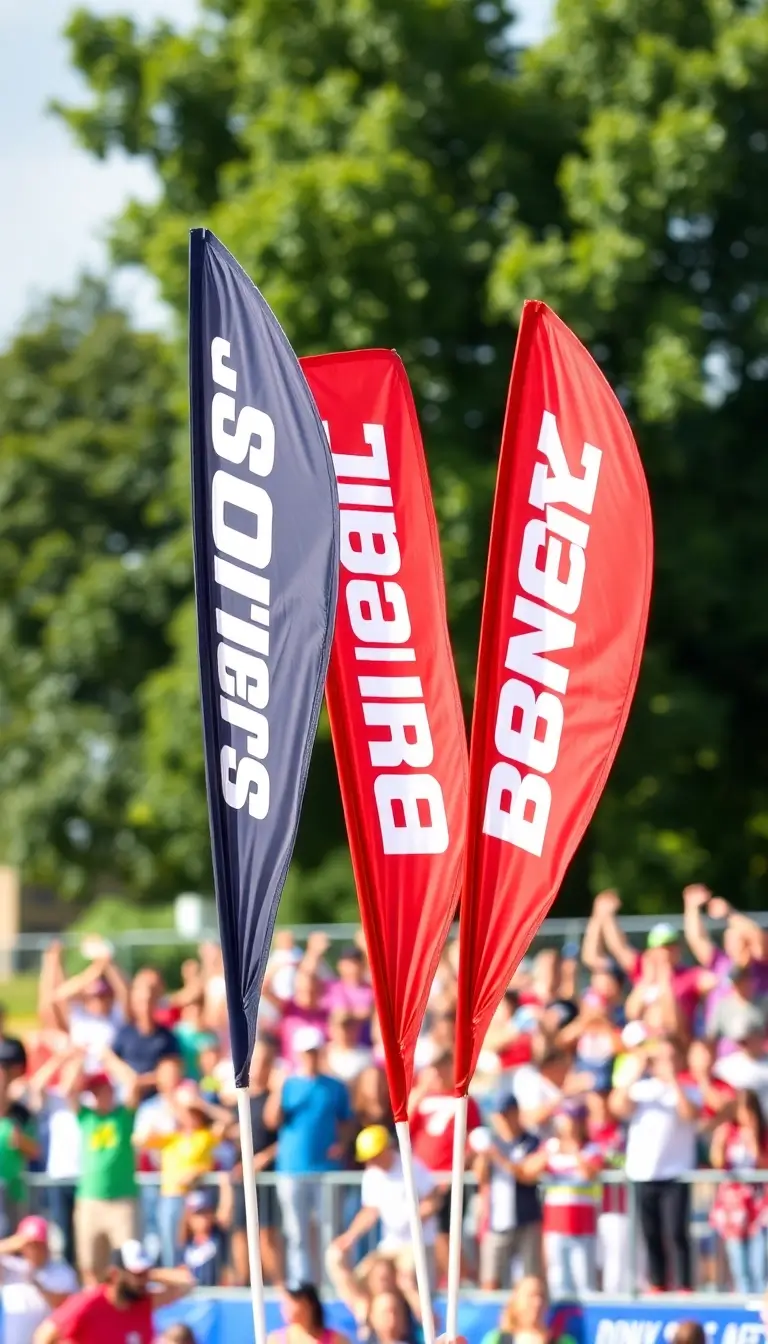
top-left (0, 973), bottom-right (41, 1032)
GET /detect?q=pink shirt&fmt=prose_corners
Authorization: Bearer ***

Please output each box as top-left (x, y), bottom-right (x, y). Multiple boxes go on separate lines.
top-left (279, 1003), bottom-right (329, 1066)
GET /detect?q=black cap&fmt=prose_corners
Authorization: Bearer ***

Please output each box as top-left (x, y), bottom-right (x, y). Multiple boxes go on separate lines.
top-left (0, 1037), bottom-right (27, 1069)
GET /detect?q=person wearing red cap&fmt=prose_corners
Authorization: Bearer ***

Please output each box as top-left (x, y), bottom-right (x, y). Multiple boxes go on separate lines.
top-left (0, 1216), bottom-right (78, 1344)
top-left (33, 1240), bottom-right (192, 1344)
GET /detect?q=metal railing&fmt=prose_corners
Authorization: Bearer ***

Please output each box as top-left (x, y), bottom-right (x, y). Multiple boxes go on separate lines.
top-left (7, 910), bottom-right (768, 977)
top-left (18, 1166), bottom-right (767, 1297)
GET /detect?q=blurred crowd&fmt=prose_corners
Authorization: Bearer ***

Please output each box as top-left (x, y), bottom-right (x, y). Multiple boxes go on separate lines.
top-left (2, 886), bottom-right (768, 1339)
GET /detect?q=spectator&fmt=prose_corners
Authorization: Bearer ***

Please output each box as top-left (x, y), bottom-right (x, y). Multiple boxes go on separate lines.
top-left (0, 1042), bottom-right (39, 1234)
top-left (612, 1036), bottom-right (701, 1291)
top-left (23, 1047), bottom-right (83, 1266)
top-left (262, 935), bottom-right (332, 1067)
top-left (366, 1290), bottom-right (417, 1344)
top-left (33, 1240), bottom-right (192, 1344)
top-left (266, 1283), bottom-right (351, 1344)
top-left (521, 1100), bottom-right (602, 1297)
top-left (707, 966), bottom-right (768, 1057)
top-left (0, 1216), bottom-right (78, 1344)
top-left (133, 1056), bottom-right (186, 1251)
top-left (710, 1088), bottom-right (768, 1292)
top-left (179, 1189), bottom-right (227, 1287)
top-left (227, 1038), bottom-right (282, 1286)
top-left (326, 1252), bottom-right (420, 1340)
top-left (713, 1027), bottom-right (768, 1116)
top-left (480, 1275), bottom-right (550, 1344)
top-left (557, 994), bottom-right (619, 1094)
top-left (482, 993), bottom-right (534, 1073)
top-left (683, 887), bottom-right (768, 1028)
top-left (113, 972), bottom-right (181, 1095)
top-left (475, 1096), bottom-right (542, 1287)
top-left (266, 1025), bottom-right (354, 1283)
top-left (139, 1082), bottom-right (229, 1267)
top-left (328, 1126), bottom-right (439, 1289)
top-left (323, 944), bottom-right (375, 1038)
top-left (66, 1050), bottom-right (141, 1284)
top-left (409, 1054), bottom-right (481, 1278)
top-left (585, 892), bottom-right (715, 1037)
top-left (325, 1012), bottom-right (374, 1085)
top-left (352, 1065), bottom-right (393, 1134)
top-left (511, 1048), bottom-right (571, 1138)
top-left (49, 948), bottom-right (129, 1070)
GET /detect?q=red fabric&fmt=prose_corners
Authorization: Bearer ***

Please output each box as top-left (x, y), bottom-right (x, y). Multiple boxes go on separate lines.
top-left (301, 351), bottom-right (468, 1121)
top-left (455, 303), bottom-right (653, 1093)
top-left (410, 1091), bottom-right (482, 1172)
top-left (49, 1285), bottom-right (153, 1344)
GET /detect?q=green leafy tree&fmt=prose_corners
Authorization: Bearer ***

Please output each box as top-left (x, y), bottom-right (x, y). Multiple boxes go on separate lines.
top-left (0, 282), bottom-right (189, 897)
top-left (6, 0), bottom-right (768, 911)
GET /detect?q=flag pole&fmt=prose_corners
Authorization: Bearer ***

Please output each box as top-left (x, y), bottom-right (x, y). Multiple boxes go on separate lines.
top-left (236, 1087), bottom-right (267, 1344)
top-left (446, 1094), bottom-right (468, 1342)
top-left (394, 1120), bottom-right (437, 1344)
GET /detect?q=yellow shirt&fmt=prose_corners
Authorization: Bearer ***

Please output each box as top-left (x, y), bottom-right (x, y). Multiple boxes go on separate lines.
top-left (146, 1128), bottom-right (218, 1196)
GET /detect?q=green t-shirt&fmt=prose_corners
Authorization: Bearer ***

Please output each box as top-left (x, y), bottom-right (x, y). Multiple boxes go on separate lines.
top-left (77, 1106), bottom-right (137, 1200)
top-left (0, 1116), bottom-right (34, 1202)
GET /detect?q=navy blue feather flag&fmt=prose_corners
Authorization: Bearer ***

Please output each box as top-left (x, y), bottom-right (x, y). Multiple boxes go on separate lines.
top-left (189, 229), bottom-right (339, 1085)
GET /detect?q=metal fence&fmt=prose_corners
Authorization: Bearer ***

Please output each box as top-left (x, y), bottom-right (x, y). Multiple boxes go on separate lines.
top-left (8, 910), bottom-right (768, 978)
top-left (18, 1166), bottom-right (767, 1296)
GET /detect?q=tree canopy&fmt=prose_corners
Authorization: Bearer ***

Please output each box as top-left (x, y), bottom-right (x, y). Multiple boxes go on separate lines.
top-left (2, 0), bottom-right (768, 912)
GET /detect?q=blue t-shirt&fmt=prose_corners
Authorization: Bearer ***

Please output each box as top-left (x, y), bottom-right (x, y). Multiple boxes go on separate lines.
top-left (113, 1022), bottom-right (181, 1080)
top-left (275, 1074), bottom-right (352, 1173)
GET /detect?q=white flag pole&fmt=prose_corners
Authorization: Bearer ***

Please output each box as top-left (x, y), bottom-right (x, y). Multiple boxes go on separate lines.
top-left (394, 1120), bottom-right (437, 1344)
top-left (236, 1086), bottom-right (267, 1344)
top-left (445, 1093), bottom-right (468, 1342)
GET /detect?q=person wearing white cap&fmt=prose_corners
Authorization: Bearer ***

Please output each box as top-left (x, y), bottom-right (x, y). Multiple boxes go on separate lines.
top-left (33, 1240), bottom-right (193, 1344)
top-left (0, 1216), bottom-right (78, 1344)
top-left (264, 1024), bottom-right (355, 1284)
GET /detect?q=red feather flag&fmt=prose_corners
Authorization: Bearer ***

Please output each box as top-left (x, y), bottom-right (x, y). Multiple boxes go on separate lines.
top-left (455, 302), bottom-right (653, 1093)
top-left (301, 350), bottom-right (469, 1122)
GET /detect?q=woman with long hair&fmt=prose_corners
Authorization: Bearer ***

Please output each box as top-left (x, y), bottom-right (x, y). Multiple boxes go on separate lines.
top-left (710, 1087), bottom-right (768, 1292)
top-left (266, 1283), bottom-right (351, 1344)
top-left (480, 1275), bottom-right (550, 1344)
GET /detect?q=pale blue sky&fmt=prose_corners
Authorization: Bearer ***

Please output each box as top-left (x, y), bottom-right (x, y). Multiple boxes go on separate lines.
top-left (0, 0), bottom-right (554, 346)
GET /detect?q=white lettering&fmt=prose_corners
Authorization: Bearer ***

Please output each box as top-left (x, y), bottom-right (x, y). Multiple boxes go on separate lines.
top-left (347, 579), bottom-right (411, 644)
top-left (483, 762), bottom-right (551, 856)
top-left (212, 469), bottom-right (273, 571)
top-left (363, 702), bottom-right (434, 768)
top-left (221, 746), bottom-right (269, 819)
top-left (529, 409), bottom-right (602, 514)
top-left (494, 679), bottom-right (563, 774)
top-left (374, 775), bottom-right (449, 854)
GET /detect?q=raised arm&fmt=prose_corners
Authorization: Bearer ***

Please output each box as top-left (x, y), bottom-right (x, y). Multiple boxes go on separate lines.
top-left (101, 1047), bottom-right (141, 1109)
top-left (53, 955), bottom-right (111, 1005)
top-left (593, 893), bottom-right (637, 976)
top-left (581, 893), bottom-right (613, 969)
top-left (709, 895), bottom-right (768, 960)
top-left (38, 943), bottom-right (67, 1031)
top-left (683, 885), bottom-right (715, 967)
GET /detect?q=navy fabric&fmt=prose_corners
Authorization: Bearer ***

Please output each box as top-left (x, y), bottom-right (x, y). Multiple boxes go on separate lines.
top-left (189, 230), bottom-right (339, 1084)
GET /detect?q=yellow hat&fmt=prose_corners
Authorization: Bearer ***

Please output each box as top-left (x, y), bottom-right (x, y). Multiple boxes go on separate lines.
top-left (355, 1125), bottom-right (391, 1163)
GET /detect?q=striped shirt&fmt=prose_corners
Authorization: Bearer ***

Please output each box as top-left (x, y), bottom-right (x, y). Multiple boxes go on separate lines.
top-left (542, 1139), bottom-right (603, 1235)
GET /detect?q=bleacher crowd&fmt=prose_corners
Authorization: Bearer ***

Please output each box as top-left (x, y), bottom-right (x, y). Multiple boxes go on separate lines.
top-left (3, 886), bottom-right (768, 1341)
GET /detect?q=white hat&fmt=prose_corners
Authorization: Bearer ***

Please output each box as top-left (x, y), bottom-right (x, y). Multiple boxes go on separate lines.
top-left (622, 1021), bottom-right (648, 1049)
top-left (117, 1239), bottom-right (155, 1274)
top-left (293, 1025), bottom-right (326, 1054)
